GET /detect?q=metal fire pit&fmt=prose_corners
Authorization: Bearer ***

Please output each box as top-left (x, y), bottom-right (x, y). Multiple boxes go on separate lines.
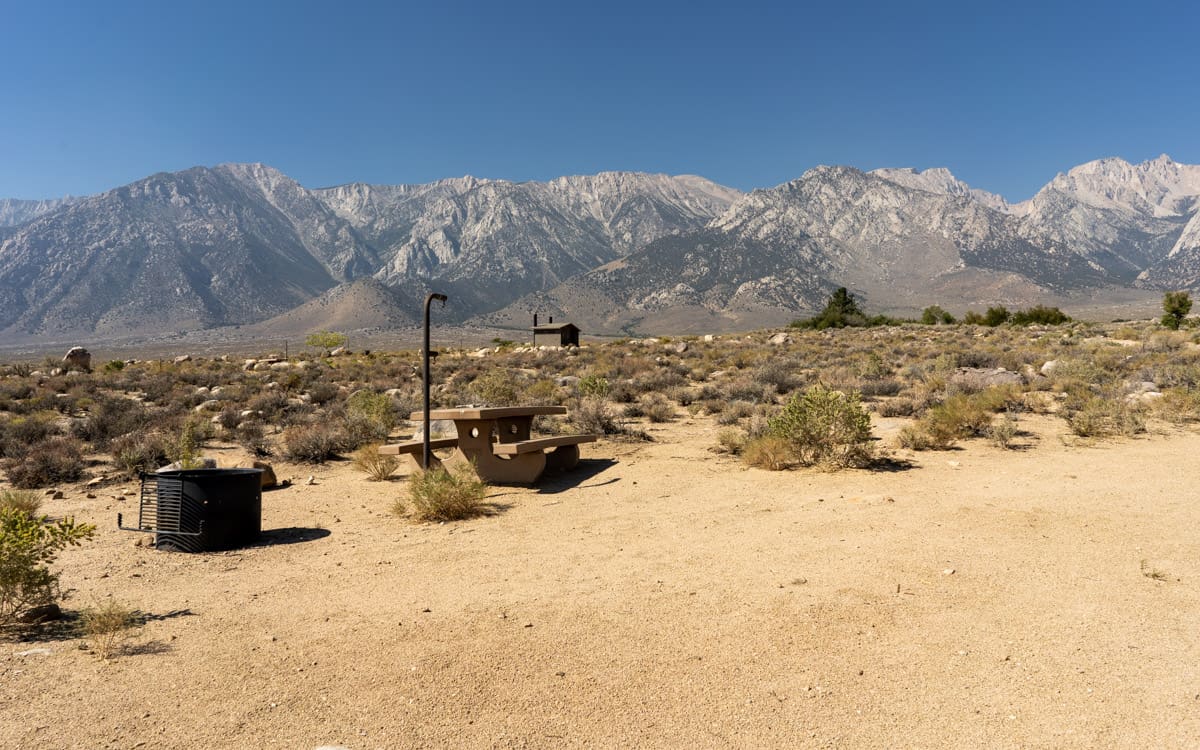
top-left (119, 468), bottom-right (263, 552)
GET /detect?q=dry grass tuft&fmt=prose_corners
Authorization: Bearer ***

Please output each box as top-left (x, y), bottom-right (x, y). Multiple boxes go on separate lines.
top-left (398, 464), bottom-right (488, 523)
top-left (352, 444), bottom-right (401, 481)
top-left (81, 600), bottom-right (139, 660)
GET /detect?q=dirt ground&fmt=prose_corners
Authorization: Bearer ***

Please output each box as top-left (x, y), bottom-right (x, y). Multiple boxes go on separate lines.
top-left (3, 412), bottom-right (1199, 749)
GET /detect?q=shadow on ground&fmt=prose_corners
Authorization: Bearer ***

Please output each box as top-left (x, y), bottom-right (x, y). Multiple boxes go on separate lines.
top-left (536, 458), bottom-right (620, 494)
top-left (254, 527), bottom-right (332, 546)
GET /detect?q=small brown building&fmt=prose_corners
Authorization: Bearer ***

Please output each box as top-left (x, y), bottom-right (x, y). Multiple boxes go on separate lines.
top-left (533, 322), bottom-right (580, 347)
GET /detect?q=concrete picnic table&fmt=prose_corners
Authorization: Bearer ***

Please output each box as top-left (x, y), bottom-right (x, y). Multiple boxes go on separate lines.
top-left (381, 405), bottom-right (597, 484)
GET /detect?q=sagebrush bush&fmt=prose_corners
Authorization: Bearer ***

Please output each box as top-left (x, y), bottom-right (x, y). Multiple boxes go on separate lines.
top-left (767, 385), bottom-right (874, 469)
top-left (3, 437), bottom-right (86, 488)
top-left (0, 490), bottom-right (41, 517)
top-left (743, 435), bottom-right (792, 470)
top-left (399, 465), bottom-right (487, 522)
top-left (352, 444), bottom-right (401, 481)
top-left (570, 397), bottom-right (621, 435)
top-left (282, 422), bottom-right (346, 463)
top-left (71, 396), bottom-right (152, 451)
top-left (110, 431), bottom-right (172, 477)
top-left (639, 393), bottom-right (676, 423)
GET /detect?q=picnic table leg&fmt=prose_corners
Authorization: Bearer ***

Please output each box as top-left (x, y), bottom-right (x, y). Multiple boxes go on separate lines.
top-left (545, 444), bottom-right (581, 471)
top-left (454, 418), bottom-right (546, 484)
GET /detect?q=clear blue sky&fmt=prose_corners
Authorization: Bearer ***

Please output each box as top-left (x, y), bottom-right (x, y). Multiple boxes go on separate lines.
top-left (2, 0), bottom-right (1196, 201)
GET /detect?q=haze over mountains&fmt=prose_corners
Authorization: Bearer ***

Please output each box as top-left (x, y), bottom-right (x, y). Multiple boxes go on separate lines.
top-left (1, 155), bottom-right (1198, 342)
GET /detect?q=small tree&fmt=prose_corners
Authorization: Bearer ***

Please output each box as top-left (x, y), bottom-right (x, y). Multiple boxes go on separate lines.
top-left (0, 508), bottom-right (94, 626)
top-left (921, 305), bottom-right (955, 325)
top-left (305, 331), bottom-right (347, 351)
top-left (983, 306), bottom-right (1011, 326)
top-left (792, 287), bottom-right (866, 329)
top-left (1161, 291), bottom-right (1192, 330)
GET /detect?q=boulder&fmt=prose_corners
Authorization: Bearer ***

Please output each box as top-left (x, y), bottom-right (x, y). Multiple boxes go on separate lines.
top-left (173, 354), bottom-right (192, 364)
top-left (1040, 360), bottom-right (1059, 376)
top-left (253, 461), bottom-right (278, 489)
top-left (193, 400), bottom-right (222, 413)
top-left (413, 420), bottom-right (459, 440)
top-left (672, 341), bottom-right (689, 354)
top-left (157, 458), bottom-right (218, 472)
top-left (769, 332), bottom-right (791, 346)
top-left (330, 346), bottom-right (347, 357)
top-left (950, 367), bottom-right (1024, 390)
top-left (62, 347), bottom-right (92, 372)
top-left (703, 334), bottom-right (715, 343)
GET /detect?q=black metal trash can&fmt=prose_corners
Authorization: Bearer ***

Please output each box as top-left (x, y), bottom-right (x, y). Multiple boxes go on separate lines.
top-left (124, 468), bottom-right (263, 552)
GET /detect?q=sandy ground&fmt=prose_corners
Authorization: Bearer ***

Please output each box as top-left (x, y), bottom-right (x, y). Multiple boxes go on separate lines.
top-left (3, 412), bottom-right (1199, 749)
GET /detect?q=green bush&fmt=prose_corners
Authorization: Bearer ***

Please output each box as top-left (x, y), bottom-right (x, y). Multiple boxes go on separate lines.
top-left (346, 390), bottom-right (397, 433)
top-left (306, 331), bottom-right (347, 350)
top-left (399, 465), bottom-right (487, 522)
top-left (921, 305), bottom-right (956, 325)
top-left (1011, 305), bottom-right (1070, 326)
top-left (1162, 291), bottom-right (1192, 330)
top-left (0, 507), bottom-right (94, 627)
top-left (766, 385), bottom-right (874, 468)
top-left (578, 375), bottom-right (611, 398)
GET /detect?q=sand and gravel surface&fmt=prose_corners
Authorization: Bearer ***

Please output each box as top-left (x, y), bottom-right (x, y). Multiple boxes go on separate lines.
top-left (3, 413), bottom-right (1198, 749)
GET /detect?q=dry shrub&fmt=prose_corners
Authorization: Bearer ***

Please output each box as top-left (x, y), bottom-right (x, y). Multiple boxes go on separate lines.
top-left (639, 393), bottom-right (676, 423)
top-left (81, 600), bottom-right (138, 660)
top-left (398, 464), bottom-right (487, 522)
top-left (713, 428), bottom-right (747, 455)
top-left (898, 388), bottom-right (1016, 451)
top-left (352, 444), bottom-right (401, 481)
top-left (110, 431), bottom-right (172, 478)
top-left (0, 489), bottom-right (41, 517)
top-left (570, 397), bottom-right (621, 435)
top-left (1068, 396), bottom-right (1145, 438)
top-left (282, 423), bottom-right (346, 463)
top-left (236, 422), bottom-right (271, 457)
top-left (876, 398), bottom-right (915, 417)
top-left (742, 435), bottom-right (792, 470)
top-left (987, 414), bottom-right (1020, 449)
top-left (3, 437), bottom-right (86, 488)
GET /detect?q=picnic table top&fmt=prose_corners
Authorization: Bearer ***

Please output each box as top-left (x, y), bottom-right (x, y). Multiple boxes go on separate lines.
top-left (409, 405), bottom-right (568, 421)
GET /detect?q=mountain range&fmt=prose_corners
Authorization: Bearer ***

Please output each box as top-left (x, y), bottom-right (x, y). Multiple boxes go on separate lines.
top-left (1, 156), bottom-right (1198, 342)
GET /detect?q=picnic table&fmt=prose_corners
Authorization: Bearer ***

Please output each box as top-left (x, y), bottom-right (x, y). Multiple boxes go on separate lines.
top-left (381, 406), bottom-right (597, 484)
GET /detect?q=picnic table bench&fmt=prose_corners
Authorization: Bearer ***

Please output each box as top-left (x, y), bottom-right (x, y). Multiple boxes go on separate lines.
top-left (382, 406), bottom-right (597, 484)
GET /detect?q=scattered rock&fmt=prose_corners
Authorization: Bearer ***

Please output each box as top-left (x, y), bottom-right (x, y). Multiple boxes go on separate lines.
top-left (942, 568), bottom-right (956, 575)
top-left (769, 332), bottom-right (791, 346)
top-left (193, 400), bottom-right (222, 413)
top-left (157, 458), bottom-right (218, 472)
top-left (17, 603), bottom-right (62, 624)
top-left (62, 346), bottom-right (92, 372)
top-left (672, 341), bottom-right (689, 354)
top-left (950, 367), bottom-right (1023, 389)
top-left (49, 490), bottom-right (64, 500)
top-left (15, 647), bottom-right (52, 657)
top-left (703, 334), bottom-right (715, 343)
top-left (243, 359), bottom-right (258, 371)
top-left (173, 354), bottom-right (192, 364)
top-left (555, 375), bottom-right (580, 387)
top-left (1041, 360), bottom-right (1059, 376)
top-left (330, 346), bottom-right (347, 357)
top-left (413, 420), bottom-right (459, 440)
top-left (305, 475), bottom-right (316, 486)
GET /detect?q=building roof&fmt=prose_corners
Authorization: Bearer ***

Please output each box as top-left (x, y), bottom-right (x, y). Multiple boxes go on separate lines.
top-left (532, 323), bottom-right (578, 332)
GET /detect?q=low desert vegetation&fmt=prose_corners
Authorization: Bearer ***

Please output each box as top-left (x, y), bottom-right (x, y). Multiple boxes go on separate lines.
top-left (399, 464), bottom-right (488, 522)
top-left (0, 507), bottom-right (94, 628)
top-left (80, 599), bottom-right (140, 659)
top-left (0, 310), bottom-right (1191, 519)
top-left (352, 443), bottom-right (401, 481)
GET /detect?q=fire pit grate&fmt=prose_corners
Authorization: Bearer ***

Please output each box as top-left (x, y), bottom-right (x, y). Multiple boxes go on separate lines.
top-left (119, 468), bottom-right (262, 552)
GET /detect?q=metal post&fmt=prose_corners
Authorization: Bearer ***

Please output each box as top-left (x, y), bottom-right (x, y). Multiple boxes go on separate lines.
top-left (423, 292), bottom-right (448, 470)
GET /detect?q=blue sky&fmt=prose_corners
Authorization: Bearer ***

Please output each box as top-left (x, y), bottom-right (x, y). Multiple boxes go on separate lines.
top-left (2, 0), bottom-right (1196, 201)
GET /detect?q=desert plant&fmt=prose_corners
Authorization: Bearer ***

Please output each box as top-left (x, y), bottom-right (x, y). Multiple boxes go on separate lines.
top-left (282, 422), bottom-right (346, 463)
top-left (306, 331), bottom-right (347, 351)
top-left (578, 375), bottom-right (610, 398)
top-left (3, 437), bottom-right (86, 488)
top-left (110, 431), bottom-right (173, 477)
top-left (346, 390), bottom-right (397, 434)
top-left (352, 444), bottom-right (401, 481)
top-left (1162, 291), bottom-right (1192, 330)
top-left (0, 490), bottom-right (41, 517)
top-left (0, 507), bottom-right (94, 627)
top-left (171, 417), bottom-right (208, 469)
top-left (766, 385), bottom-right (874, 468)
top-left (742, 435), bottom-right (793, 470)
top-left (639, 393), bottom-right (676, 423)
top-left (399, 464), bottom-right (487, 522)
top-left (921, 305), bottom-right (956, 325)
top-left (236, 422), bottom-right (271, 457)
top-left (570, 397), bottom-right (621, 435)
top-left (80, 599), bottom-right (138, 659)
top-left (713, 428), bottom-right (747, 455)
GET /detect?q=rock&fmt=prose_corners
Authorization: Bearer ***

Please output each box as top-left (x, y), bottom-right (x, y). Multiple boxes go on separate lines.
top-left (413, 420), bottom-right (458, 440)
top-left (330, 346), bottom-right (346, 357)
top-left (243, 359), bottom-right (258, 370)
top-left (240, 409), bottom-right (260, 419)
top-left (555, 375), bottom-right (580, 387)
top-left (49, 368), bottom-right (64, 377)
top-left (253, 362), bottom-right (272, 371)
top-left (942, 568), bottom-right (956, 575)
top-left (769, 332), bottom-right (791, 346)
top-left (194, 386), bottom-right (211, 396)
top-left (61, 346), bottom-right (92, 372)
top-left (673, 341), bottom-right (689, 354)
top-left (703, 334), bottom-right (715, 343)
top-left (193, 400), bottom-right (222, 413)
top-left (50, 490), bottom-right (64, 500)
top-left (1041, 360), bottom-right (1059, 376)
top-left (305, 475), bottom-right (316, 486)
top-left (17, 603), bottom-right (62, 624)
top-left (950, 367), bottom-right (1024, 390)
top-left (253, 461), bottom-right (278, 489)
top-left (173, 354), bottom-right (192, 364)
top-left (270, 361), bottom-right (293, 371)
top-left (14, 647), bottom-right (52, 657)
top-left (468, 348), bottom-right (491, 358)
top-left (210, 386), bottom-right (224, 397)
top-left (157, 458), bottom-right (217, 472)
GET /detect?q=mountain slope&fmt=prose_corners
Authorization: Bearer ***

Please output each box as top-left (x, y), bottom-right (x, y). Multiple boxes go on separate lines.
top-left (0, 197), bottom-right (79, 228)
